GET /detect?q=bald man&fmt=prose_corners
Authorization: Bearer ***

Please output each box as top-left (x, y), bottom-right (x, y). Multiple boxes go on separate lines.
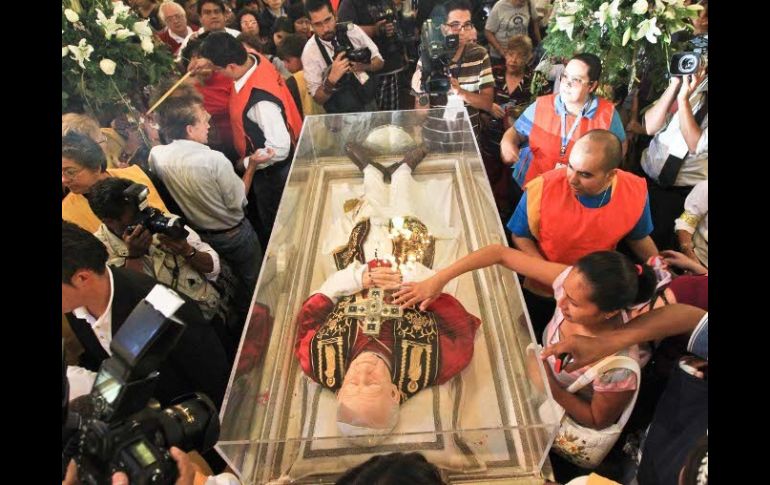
top-left (506, 129), bottom-right (658, 335)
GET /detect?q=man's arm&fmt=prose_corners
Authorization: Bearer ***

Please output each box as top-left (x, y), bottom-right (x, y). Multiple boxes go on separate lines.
top-left (644, 77), bottom-right (682, 135)
top-left (242, 100), bottom-right (291, 167)
top-left (484, 29), bottom-right (505, 57)
top-left (312, 51), bottom-right (351, 106)
top-left (676, 74), bottom-right (705, 153)
top-left (542, 304), bottom-right (707, 371)
top-left (512, 235), bottom-right (545, 259)
top-left (501, 126), bottom-right (523, 165)
top-left (453, 82), bottom-right (494, 113)
top-left (626, 235), bottom-right (658, 261)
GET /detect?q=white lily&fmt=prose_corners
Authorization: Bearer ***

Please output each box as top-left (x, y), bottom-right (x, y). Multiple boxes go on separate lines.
top-left (556, 1), bottom-right (582, 16)
top-left (95, 9), bottom-right (120, 39)
top-left (141, 36), bottom-right (155, 54)
top-left (663, 7), bottom-right (676, 20)
top-left (631, 0), bottom-right (648, 15)
top-left (99, 58), bottom-right (117, 76)
top-left (594, 2), bottom-right (611, 26)
top-left (622, 26), bottom-right (632, 46)
top-left (608, 0), bottom-right (621, 27)
top-left (555, 15), bottom-right (576, 40)
top-left (115, 28), bottom-right (135, 41)
top-left (64, 8), bottom-right (80, 23)
top-left (633, 17), bottom-right (662, 43)
top-left (67, 38), bottom-right (94, 69)
top-left (62, 46), bottom-right (69, 58)
top-left (133, 20), bottom-right (153, 38)
top-left (112, 1), bottom-right (133, 19)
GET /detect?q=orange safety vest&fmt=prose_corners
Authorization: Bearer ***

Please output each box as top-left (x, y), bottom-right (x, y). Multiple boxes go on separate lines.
top-left (528, 167), bottom-right (648, 266)
top-left (525, 94), bottom-right (616, 185)
top-left (229, 53), bottom-right (303, 158)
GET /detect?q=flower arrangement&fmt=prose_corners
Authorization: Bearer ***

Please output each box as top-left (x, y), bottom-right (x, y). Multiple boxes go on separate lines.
top-left (539, 0), bottom-right (704, 96)
top-left (62, 0), bottom-right (178, 118)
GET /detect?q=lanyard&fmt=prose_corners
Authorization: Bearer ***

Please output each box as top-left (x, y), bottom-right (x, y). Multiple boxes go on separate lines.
top-left (560, 97), bottom-right (592, 158)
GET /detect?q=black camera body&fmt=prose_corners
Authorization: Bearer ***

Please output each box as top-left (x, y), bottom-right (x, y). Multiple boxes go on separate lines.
top-left (63, 286), bottom-right (220, 485)
top-left (368, 1), bottom-right (405, 52)
top-left (419, 18), bottom-right (460, 94)
top-left (123, 183), bottom-right (189, 240)
top-left (334, 22), bottom-right (372, 64)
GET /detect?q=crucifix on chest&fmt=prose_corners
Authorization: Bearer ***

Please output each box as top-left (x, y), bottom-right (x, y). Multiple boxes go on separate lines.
top-left (343, 287), bottom-right (403, 336)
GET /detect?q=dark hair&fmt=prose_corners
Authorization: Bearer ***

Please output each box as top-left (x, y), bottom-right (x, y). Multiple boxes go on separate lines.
top-left (179, 35), bottom-right (204, 70)
top-left (582, 129), bottom-right (623, 170)
top-left (335, 453), bottom-right (445, 485)
top-left (237, 31), bottom-right (263, 52)
top-left (197, 0), bottom-right (226, 16)
top-left (156, 95), bottom-right (203, 141)
top-left (680, 434), bottom-right (708, 485)
top-left (62, 131), bottom-right (107, 172)
top-left (276, 33), bottom-right (306, 60)
top-left (287, 1), bottom-right (307, 22)
top-left (236, 6), bottom-right (260, 28)
top-left (444, 0), bottom-right (472, 16)
top-left (87, 177), bottom-right (135, 222)
top-left (199, 30), bottom-right (248, 66)
top-left (272, 16), bottom-right (294, 35)
top-left (574, 251), bottom-right (657, 312)
top-left (62, 221), bottom-right (108, 283)
top-left (305, 0), bottom-right (333, 18)
top-left (570, 52), bottom-right (602, 82)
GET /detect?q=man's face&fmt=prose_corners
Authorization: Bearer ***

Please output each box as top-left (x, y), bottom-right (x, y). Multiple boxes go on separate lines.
top-left (559, 59), bottom-right (596, 106)
top-left (187, 104), bottom-right (211, 144)
top-left (62, 271), bottom-right (89, 314)
top-left (265, 0), bottom-right (284, 11)
top-left (183, 0), bottom-right (200, 24)
top-left (62, 157), bottom-right (100, 195)
top-left (239, 13), bottom-right (259, 35)
top-left (444, 9), bottom-right (474, 47)
top-left (294, 16), bottom-right (312, 38)
top-left (161, 5), bottom-right (189, 37)
top-left (566, 137), bottom-right (615, 197)
top-left (103, 209), bottom-right (136, 239)
top-left (309, 6), bottom-right (336, 42)
top-left (199, 1), bottom-right (225, 31)
top-left (284, 56), bottom-right (303, 74)
top-left (337, 352), bottom-right (399, 429)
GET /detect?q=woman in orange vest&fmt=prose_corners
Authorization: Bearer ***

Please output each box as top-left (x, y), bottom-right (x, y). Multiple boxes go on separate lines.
top-left (500, 53), bottom-right (627, 187)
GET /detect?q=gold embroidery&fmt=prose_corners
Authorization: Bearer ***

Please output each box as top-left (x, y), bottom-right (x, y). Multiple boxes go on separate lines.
top-left (343, 198), bottom-right (362, 213)
top-left (407, 346), bottom-right (425, 393)
top-left (389, 216), bottom-right (436, 269)
top-left (324, 344), bottom-right (336, 387)
top-left (678, 211), bottom-right (702, 228)
top-left (332, 219), bottom-right (371, 270)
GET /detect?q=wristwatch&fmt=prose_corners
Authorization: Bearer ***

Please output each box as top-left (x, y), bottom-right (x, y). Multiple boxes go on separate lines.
top-left (418, 93), bottom-right (429, 106)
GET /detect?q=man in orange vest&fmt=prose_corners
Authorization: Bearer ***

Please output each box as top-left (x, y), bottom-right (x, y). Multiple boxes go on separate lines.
top-left (506, 129), bottom-right (658, 337)
top-left (197, 31), bottom-right (303, 246)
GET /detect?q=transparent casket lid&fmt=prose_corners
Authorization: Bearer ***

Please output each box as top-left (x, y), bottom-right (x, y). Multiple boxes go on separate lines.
top-left (217, 109), bottom-right (561, 484)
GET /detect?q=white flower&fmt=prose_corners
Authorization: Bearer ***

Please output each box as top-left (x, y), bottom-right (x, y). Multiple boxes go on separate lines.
top-left (133, 20), bottom-right (153, 38)
top-left (64, 8), bottom-right (80, 23)
top-left (632, 0), bottom-right (648, 15)
top-left (594, 2), bottom-right (610, 26)
top-left (67, 38), bottom-right (94, 69)
top-left (663, 8), bottom-right (675, 20)
top-left (608, 0), bottom-right (621, 27)
top-left (555, 15), bottom-right (576, 40)
top-left (633, 17), bottom-right (662, 43)
top-left (654, 0), bottom-right (665, 13)
top-left (622, 26), bottom-right (632, 46)
top-left (556, 1), bottom-right (582, 16)
top-left (115, 28), bottom-right (135, 41)
top-left (686, 4), bottom-right (705, 12)
top-left (62, 46), bottom-right (69, 57)
top-left (99, 58), bottom-right (117, 75)
top-left (69, 0), bottom-right (83, 14)
top-left (141, 36), bottom-right (155, 54)
top-left (111, 1), bottom-right (133, 19)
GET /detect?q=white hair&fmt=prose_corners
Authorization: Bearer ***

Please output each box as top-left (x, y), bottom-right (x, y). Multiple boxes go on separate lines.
top-left (158, 1), bottom-right (186, 25)
top-left (336, 400), bottom-right (399, 448)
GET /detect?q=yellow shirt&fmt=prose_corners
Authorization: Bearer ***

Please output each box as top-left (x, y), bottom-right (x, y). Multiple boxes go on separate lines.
top-left (294, 70), bottom-right (325, 116)
top-left (62, 165), bottom-right (169, 233)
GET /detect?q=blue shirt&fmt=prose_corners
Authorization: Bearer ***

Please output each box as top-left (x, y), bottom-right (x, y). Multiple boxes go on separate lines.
top-left (506, 188), bottom-right (653, 241)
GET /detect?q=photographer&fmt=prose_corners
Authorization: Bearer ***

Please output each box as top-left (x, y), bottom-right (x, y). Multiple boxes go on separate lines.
top-left (301, 0), bottom-right (385, 113)
top-left (337, 0), bottom-right (407, 110)
top-left (87, 177), bottom-right (225, 324)
top-left (411, 0), bottom-right (495, 150)
top-left (62, 221), bottom-right (229, 408)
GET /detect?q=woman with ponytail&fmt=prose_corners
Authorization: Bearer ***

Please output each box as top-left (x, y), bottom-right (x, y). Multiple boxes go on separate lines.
top-left (394, 246), bottom-right (659, 430)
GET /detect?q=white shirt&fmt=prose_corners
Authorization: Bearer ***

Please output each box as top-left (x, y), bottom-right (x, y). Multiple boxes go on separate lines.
top-left (642, 77), bottom-right (708, 187)
top-left (235, 55), bottom-right (292, 169)
top-left (300, 24), bottom-right (383, 98)
top-left (674, 180), bottom-right (708, 267)
top-left (149, 139), bottom-right (248, 231)
top-left (66, 267), bottom-right (116, 400)
top-left (168, 26), bottom-right (193, 44)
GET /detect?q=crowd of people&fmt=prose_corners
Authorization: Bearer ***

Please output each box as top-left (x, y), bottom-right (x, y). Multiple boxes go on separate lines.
top-left (62, 0), bottom-right (708, 484)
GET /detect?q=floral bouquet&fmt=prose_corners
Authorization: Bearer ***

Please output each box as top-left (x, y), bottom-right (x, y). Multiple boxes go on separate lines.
top-left (538, 0), bottom-right (704, 97)
top-left (62, 0), bottom-right (177, 119)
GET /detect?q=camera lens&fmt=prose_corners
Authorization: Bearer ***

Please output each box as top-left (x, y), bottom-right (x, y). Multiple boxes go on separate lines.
top-left (157, 393), bottom-right (219, 453)
top-left (678, 55), bottom-right (696, 73)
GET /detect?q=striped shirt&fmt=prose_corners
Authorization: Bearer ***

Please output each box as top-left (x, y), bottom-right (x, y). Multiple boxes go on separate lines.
top-left (411, 43), bottom-right (494, 152)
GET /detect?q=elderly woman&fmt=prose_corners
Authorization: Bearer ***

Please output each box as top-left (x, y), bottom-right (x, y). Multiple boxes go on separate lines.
top-left (62, 131), bottom-right (168, 232)
top-left (500, 53), bottom-right (627, 188)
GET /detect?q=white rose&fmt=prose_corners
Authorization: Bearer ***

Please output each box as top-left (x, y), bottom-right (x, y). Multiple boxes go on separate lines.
top-left (64, 8), bottom-right (80, 23)
top-left (141, 36), bottom-right (155, 54)
top-left (631, 0), bottom-right (648, 15)
top-left (99, 58), bottom-right (117, 76)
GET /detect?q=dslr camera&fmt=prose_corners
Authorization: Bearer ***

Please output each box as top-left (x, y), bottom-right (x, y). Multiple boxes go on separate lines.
top-left (123, 183), bottom-right (189, 240)
top-left (419, 18), bottom-right (460, 93)
top-left (334, 22), bottom-right (372, 64)
top-left (62, 286), bottom-right (220, 485)
top-left (367, 1), bottom-right (405, 56)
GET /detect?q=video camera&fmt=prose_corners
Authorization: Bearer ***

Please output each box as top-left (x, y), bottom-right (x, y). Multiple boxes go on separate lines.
top-left (670, 34), bottom-right (708, 76)
top-left (367, 0), bottom-right (405, 56)
top-left (123, 183), bottom-right (189, 240)
top-left (419, 18), bottom-right (460, 94)
top-left (62, 285), bottom-right (220, 484)
top-left (334, 22), bottom-right (372, 64)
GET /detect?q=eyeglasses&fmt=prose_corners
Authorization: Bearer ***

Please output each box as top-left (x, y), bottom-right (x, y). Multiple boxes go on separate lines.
top-left (445, 21), bottom-right (474, 32)
top-left (241, 19), bottom-right (258, 26)
top-left (62, 167), bottom-right (84, 179)
top-left (560, 73), bottom-right (590, 87)
top-left (165, 14), bottom-right (185, 22)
